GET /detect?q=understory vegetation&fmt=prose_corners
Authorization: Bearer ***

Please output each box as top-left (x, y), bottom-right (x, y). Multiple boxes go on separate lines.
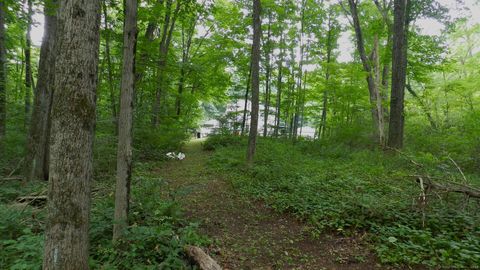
top-left (205, 131), bottom-right (480, 268)
top-left (0, 123), bottom-right (207, 269)
top-left (1, 0), bottom-right (479, 267)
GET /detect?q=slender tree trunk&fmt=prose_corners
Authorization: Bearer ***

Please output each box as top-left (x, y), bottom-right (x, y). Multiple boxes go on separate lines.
top-left (299, 71), bottom-right (308, 136)
top-left (372, 35), bottom-right (386, 145)
top-left (347, 0), bottom-right (386, 146)
top-left (320, 14), bottom-right (333, 139)
top-left (387, 0), bottom-right (408, 149)
top-left (176, 14), bottom-right (197, 116)
top-left (102, 0), bottom-right (118, 131)
top-left (135, 0), bottom-right (162, 84)
top-left (152, 0), bottom-right (180, 127)
top-left (113, 0), bottom-right (137, 241)
top-left (286, 62), bottom-right (295, 138)
top-left (406, 83), bottom-right (437, 129)
top-left (292, 0), bottom-right (306, 140)
top-left (24, 0), bottom-right (33, 125)
top-left (263, 16), bottom-right (272, 137)
top-left (246, 0), bottom-right (261, 164)
top-left (241, 59), bottom-right (252, 135)
top-left (25, 0), bottom-right (57, 181)
top-left (0, 1), bottom-right (6, 138)
top-left (274, 35), bottom-right (284, 137)
top-left (42, 0), bottom-right (101, 268)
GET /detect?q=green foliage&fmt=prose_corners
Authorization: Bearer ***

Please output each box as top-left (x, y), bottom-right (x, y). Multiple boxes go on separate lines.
top-left (134, 124), bottom-right (190, 161)
top-left (202, 134), bottom-right (244, 151)
top-left (206, 136), bottom-right (480, 268)
top-left (0, 121), bottom-right (206, 269)
top-left (89, 176), bottom-right (208, 269)
top-left (0, 198), bottom-right (45, 269)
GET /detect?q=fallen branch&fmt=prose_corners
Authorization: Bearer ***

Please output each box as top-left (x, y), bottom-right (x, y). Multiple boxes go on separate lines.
top-left (414, 176), bottom-right (480, 199)
top-left (185, 245), bottom-right (222, 270)
top-left (7, 157), bottom-right (25, 178)
top-left (2, 176), bottom-right (23, 181)
top-left (16, 195), bottom-right (47, 207)
top-left (448, 156), bottom-right (467, 184)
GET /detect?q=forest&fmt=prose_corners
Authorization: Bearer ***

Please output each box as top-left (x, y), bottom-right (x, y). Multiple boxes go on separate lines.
top-left (0, 0), bottom-right (479, 269)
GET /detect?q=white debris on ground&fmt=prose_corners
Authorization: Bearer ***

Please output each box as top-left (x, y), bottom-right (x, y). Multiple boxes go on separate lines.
top-left (166, 152), bottom-right (186, 160)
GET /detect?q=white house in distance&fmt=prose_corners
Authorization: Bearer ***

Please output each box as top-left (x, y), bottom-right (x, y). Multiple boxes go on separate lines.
top-left (198, 100), bottom-right (316, 138)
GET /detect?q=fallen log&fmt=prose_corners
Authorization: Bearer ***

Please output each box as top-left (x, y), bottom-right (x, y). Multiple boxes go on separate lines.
top-left (185, 245), bottom-right (222, 270)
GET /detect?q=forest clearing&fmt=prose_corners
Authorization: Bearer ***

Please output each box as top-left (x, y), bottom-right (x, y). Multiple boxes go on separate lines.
top-left (1, 0), bottom-right (479, 269)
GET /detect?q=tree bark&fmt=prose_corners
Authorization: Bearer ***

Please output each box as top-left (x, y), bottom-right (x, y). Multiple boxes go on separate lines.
top-left (25, 0), bottom-right (57, 181)
top-left (246, 0), bottom-right (262, 164)
top-left (0, 1), bottom-right (6, 138)
top-left (113, 0), bottom-right (137, 241)
top-left (387, 0), bottom-right (408, 149)
top-left (42, 0), bottom-right (101, 268)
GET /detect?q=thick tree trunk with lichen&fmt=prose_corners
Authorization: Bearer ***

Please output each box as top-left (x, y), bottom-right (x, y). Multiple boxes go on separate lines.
top-left (113, 0), bottom-right (138, 241)
top-left (0, 1), bottom-right (6, 138)
top-left (25, 0), bottom-right (57, 181)
top-left (246, 0), bottom-right (261, 163)
top-left (42, 0), bottom-right (101, 268)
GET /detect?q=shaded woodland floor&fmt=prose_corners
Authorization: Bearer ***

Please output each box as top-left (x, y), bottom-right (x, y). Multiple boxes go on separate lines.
top-left (154, 139), bottom-right (391, 270)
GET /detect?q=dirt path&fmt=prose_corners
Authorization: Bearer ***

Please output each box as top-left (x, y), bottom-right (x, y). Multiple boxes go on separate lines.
top-left (154, 140), bottom-right (385, 270)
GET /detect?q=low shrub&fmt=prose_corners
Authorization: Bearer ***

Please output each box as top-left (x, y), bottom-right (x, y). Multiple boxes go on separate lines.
top-left (202, 134), bottom-right (244, 151)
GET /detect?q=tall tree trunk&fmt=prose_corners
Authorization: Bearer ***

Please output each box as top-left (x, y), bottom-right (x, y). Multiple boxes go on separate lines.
top-left (292, 0), bottom-right (306, 140)
top-left (263, 15), bottom-right (272, 137)
top-left (319, 14), bottom-right (333, 139)
top-left (299, 71), bottom-right (308, 136)
top-left (42, 0), bottom-right (101, 268)
top-left (24, 0), bottom-right (33, 125)
top-left (152, 0), bottom-right (181, 127)
top-left (25, 0), bottom-right (57, 181)
top-left (241, 58), bottom-right (252, 135)
top-left (176, 12), bottom-right (198, 117)
top-left (246, 0), bottom-right (261, 164)
top-left (0, 1), bottom-right (6, 138)
top-left (347, 0), bottom-right (386, 145)
top-left (113, 0), bottom-right (137, 241)
top-left (102, 0), bottom-right (118, 131)
top-left (273, 34), bottom-right (284, 137)
top-left (372, 35), bottom-right (386, 145)
top-left (286, 61), bottom-right (295, 138)
top-left (387, 0), bottom-right (408, 149)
